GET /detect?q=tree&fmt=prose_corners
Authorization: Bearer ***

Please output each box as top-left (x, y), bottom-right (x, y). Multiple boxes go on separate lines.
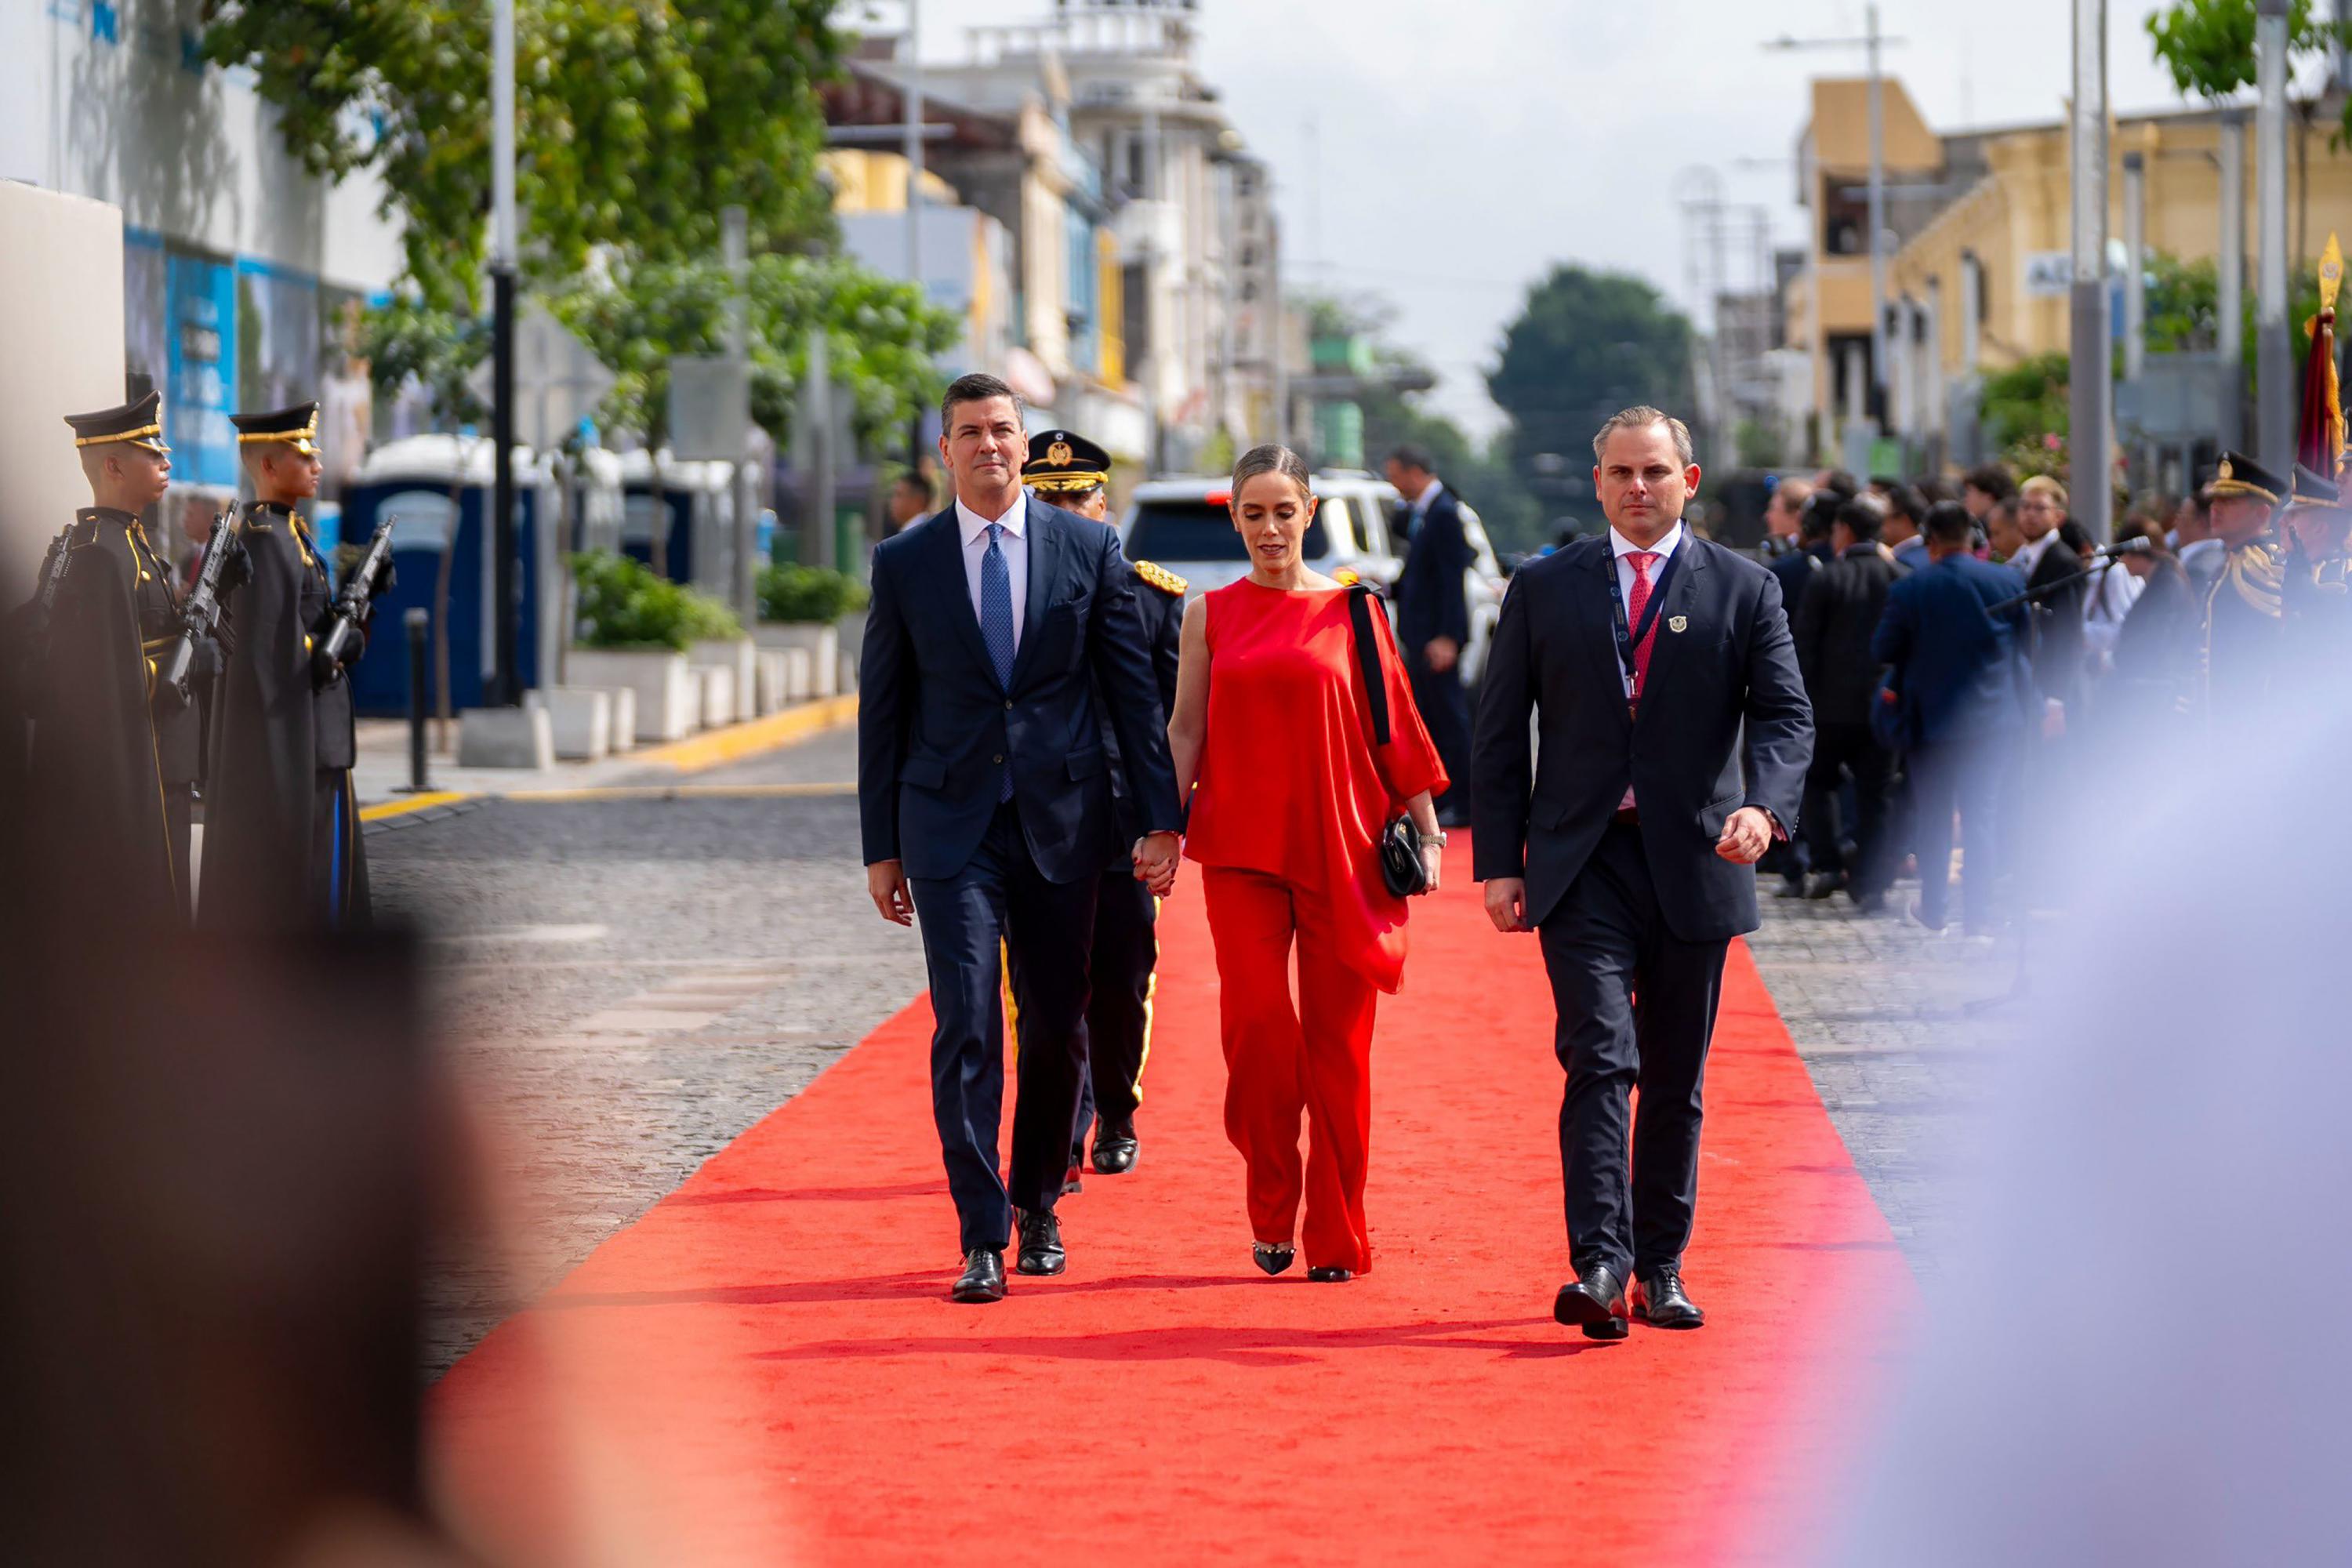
top-left (199, 1), bottom-right (846, 311)
top-left (1486, 266), bottom-right (1695, 482)
top-left (546, 254), bottom-right (960, 449)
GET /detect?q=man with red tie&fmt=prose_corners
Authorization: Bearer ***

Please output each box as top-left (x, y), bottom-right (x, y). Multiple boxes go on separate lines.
top-left (1469, 407), bottom-right (1813, 1339)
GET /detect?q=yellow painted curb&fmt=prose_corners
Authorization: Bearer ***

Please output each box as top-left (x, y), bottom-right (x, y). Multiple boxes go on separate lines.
top-left (358, 789), bottom-right (474, 823)
top-left (503, 782), bottom-right (856, 804)
top-left (630, 693), bottom-right (860, 775)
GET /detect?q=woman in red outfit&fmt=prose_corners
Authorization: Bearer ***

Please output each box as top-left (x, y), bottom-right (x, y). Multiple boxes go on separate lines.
top-left (1161, 444), bottom-right (1447, 1281)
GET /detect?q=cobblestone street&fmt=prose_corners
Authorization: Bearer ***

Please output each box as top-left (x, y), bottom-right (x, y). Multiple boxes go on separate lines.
top-left (378, 724), bottom-right (2016, 1370)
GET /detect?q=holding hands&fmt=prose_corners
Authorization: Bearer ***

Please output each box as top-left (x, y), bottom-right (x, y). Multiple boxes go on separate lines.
top-left (1133, 831), bottom-right (1181, 897)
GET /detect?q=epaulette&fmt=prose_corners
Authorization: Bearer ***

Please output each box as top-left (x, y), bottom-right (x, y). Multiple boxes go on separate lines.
top-left (1134, 559), bottom-right (1187, 597)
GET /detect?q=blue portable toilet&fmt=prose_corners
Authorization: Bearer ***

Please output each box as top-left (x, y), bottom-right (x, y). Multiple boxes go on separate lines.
top-left (339, 434), bottom-right (556, 717)
top-left (619, 448), bottom-right (739, 597)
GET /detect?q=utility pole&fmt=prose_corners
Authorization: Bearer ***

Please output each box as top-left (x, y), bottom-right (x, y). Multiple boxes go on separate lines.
top-left (2123, 151), bottom-right (2147, 383)
top-left (724, 205), bottom-right (757, 622)
top-left (1864, 3), bottom-right (1888, 423)
top-left (2257, 0), bottom-right (2293, 472)
top-left (2068, 0), bottom-right (2112, 545)
top-left (903, 1), bottom-right (926, 474)
top-left (2220, 111), bottom-right (2246, 453)
top-left (488, 0), bottom-right (520, 705)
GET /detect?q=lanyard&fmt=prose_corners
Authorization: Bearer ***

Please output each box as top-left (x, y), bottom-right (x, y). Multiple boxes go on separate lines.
top-left (1605, 543), bottom-right (1681, 702)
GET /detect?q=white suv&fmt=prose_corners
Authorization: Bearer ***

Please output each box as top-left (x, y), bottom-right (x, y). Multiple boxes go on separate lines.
top-left (1116, 470), bottom-right (1504, 684)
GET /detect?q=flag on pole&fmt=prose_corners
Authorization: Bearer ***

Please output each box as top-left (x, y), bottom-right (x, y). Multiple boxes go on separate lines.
top-left (2298, 233), bottom-right (2345, 479)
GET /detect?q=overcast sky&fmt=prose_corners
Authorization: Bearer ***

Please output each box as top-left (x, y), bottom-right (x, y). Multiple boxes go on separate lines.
top-left (895, 2), bottom-right (2296, 441)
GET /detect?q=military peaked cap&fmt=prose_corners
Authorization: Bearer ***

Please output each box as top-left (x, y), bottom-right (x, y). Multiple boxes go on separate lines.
top-left (1022, 429), bottom-right (1111, 493)
top-left (64, 388), bottom-right (169, 455)
top-left (2210, 450), bottom-right (2287, 506)
top-left (230, 401), bottom-right (321, 457)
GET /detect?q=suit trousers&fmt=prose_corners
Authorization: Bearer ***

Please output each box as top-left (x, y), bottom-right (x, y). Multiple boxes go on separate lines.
top-left (909, 800), bottom-right (1100, 1254)
top-left (1907, 734), bottom-right (2004, 934)
top-left (1405, 649), bottom-right (1472, 823)
top-left (1071, 866), bottom-right (1159, 1158)
top-left (1202, 866), bottom-right (1378, 1274)
top-left (1802, 720), bottom-right (1894, 896)
top-left (1537, 820), bottom-right (1729, 1282)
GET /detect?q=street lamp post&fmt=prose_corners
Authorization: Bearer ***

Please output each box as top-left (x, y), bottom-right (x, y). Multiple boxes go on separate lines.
top-left (488, 0), bottom-right (520, 706)
top-left (2257, 0), bottom-right (2293, 471)
top-left (903, 0), bottom-right (926, 474)
top-left (2070, 0), bottom-right (2112, 545)
top-left (1766, 10), bottom-right (1904, 429)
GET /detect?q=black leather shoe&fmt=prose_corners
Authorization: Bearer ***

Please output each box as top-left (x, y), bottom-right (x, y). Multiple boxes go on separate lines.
top-left (1631, 1267), bottom-right (1705, 1329)
top-left (1252, 1242), bottom-right (1294, 1276)
top-left (1552, 1265), bottom-right (1630, 1340)
top-left (1015, 1209), bottom-right (1066, 1276)
top-left (1091, 1118), bottom-right (1139, 1174)
top-left (1306, 1265), bottom-right (1354, 1283)
top-left (1060, 1161), bottom-right (1084, 1196)
top-left (1802, 871), bottom-right (1843, 900)
top-left (950, 1248), bottom-right (1005, 1303)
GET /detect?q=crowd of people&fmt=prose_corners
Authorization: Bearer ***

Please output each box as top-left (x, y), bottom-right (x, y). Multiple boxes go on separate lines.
top-left (1750, 448), bottom-right (2344, 935)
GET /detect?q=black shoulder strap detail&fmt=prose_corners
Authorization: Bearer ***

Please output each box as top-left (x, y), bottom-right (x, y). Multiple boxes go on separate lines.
top-left (1348, 583), bottom-right (1390, 746)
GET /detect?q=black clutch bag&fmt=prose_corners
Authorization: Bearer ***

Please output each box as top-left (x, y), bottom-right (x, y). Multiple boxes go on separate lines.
top-left (1348, 584), bottom-right (1432, 899)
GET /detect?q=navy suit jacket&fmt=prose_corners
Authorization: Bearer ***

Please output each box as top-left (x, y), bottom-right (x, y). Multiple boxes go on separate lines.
top-left (1470, 533), bottom-right (1814, 941)
top-left (1396, 487), bottom-right (1473, 649)
top-left (1870, 551), bottom-right (2029, 747)
top-left (858, 498), bottom-right (1183, 884)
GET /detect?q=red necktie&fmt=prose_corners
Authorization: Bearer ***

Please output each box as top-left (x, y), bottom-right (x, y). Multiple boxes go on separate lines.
top-left (1625, 550), bottom-right (1660, 710)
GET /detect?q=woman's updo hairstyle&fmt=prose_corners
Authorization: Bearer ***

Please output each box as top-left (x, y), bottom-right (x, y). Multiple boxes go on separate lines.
top-left (1230, 443), bottom-right (1312, 502)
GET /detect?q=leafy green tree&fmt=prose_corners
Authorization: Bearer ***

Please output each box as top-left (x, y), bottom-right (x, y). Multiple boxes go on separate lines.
top-left (1486, 266), bottom-right (1696, 483)
top-left (199, 1), bottom-right (844, 310)
top-left (2146, 0), bottom-right (2346, 111)
top-left (357, 299), bottom-right (492, 427)
top-left (547, 253), bottom-right (959, 448)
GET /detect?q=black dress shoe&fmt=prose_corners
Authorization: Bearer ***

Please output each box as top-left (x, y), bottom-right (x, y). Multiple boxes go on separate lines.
top-left (1091, 1118), bottom-right (1139, 1174)
top-left (1252, 1242), bottom-right (1294, 1276)
top-left (950, 1248), bottom-right (1005, 1303)
top-left (1552, 1264), bottom-right (1629, 1340)
top-left (1060, 1161), bottom-right (1084, 1196)
top-left (1631, 1267), bottom-right (1705, 1329)
top-left (1015, 1209), bottom-right (1066, 1276)
top-left (1306, 1265), bottom-right (1354, 1283)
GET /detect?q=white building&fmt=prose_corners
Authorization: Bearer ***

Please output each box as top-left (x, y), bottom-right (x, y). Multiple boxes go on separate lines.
top-left (1, 1), bottom-right (405, 501)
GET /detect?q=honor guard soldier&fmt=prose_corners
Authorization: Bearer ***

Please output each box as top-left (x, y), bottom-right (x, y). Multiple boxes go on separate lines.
top-left (24, 392), bottom-right (209, 921)
top-left (2281, 463), bottom-right (2352, 655)
top-left (1023, 429), bottom-right (1181, 1181)
top-left (2200, 452), bottom-right (2290, 717)
top-left (201, 403), bottom-right (372, 931)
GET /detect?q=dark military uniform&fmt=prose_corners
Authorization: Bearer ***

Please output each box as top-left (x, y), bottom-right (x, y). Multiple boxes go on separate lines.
top-left (20, 394), bottom-right (203, 923)
top-left (1018, 430), bottom-right (1182, 1178)
top-left (2201, 452), bottom-right (2289, 719)
top-left (201, 405), bottom-right (370, 932)
top-left (2280, 463), bottom-right (2352, 660)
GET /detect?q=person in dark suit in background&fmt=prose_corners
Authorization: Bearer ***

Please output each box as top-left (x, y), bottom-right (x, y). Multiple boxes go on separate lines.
top-left (1792, 494), bottom-right (1907, 910)
top-left (2011, 476), bottom-right (2087, 735)
top-left (1019, 427), bottom-right (1181, 1183)
top-left (2107, 516), bottom-right (2200, 737)
top-left (1872, 501), bottom-right (2028, 935)
top-left (1886, 485), bottom-right (1931, 572)
top-left (1385, 445), bottom-right (1476, 828)
top-left (859, 374), bottom-right (1184, 1304)
top-left (1472, 406), bottom-right (1813, 1340)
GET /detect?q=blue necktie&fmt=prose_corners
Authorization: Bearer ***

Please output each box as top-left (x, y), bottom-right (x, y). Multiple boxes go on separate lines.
top-left (982, 522), bottom-right (1016, 800)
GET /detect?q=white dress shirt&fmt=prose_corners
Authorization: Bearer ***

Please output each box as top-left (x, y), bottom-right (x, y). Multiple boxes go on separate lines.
top-left (2013, 528), bottom-right (2060, 578)
top-left (1407, 477), bottom-right (1446, 529)
top-left (956, 492), bottom-right (1029, 653)
top-left (1608, 520), bottom-right (1685, 810)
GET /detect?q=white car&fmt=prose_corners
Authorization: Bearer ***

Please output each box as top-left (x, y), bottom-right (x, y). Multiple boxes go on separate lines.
top-left (1116, 470), bottom-right (1505, 684)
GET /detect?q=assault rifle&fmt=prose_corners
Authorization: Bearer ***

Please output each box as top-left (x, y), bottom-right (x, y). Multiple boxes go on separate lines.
top-left (314, 515), bottom-right (397, 686)
top-left (157, 506), bottom-right (242, 703)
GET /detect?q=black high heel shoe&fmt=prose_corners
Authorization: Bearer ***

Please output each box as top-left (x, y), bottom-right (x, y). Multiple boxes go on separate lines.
top-left (1252, 1242), bottom-right (1294, 1276)
top-left (1306, 1265), bottom-right (1354, 1283)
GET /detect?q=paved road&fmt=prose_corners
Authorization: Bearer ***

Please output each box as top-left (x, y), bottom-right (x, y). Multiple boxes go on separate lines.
top-left (379, 721), bottom-right (2007, 1370)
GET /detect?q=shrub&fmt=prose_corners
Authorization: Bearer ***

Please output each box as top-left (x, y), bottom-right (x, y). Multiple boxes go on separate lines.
top-left (569, 551), bottom-right (741, 651)
top-left (757, 563), bottom-right (870, 624)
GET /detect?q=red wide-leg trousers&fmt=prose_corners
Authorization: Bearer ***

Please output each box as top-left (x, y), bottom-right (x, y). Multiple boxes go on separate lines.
top-left (1201, 866), bottom-right (1378, 1273)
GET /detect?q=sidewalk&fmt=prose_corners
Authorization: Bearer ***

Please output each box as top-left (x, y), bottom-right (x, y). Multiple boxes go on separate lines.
top-left (354, 695), bottom-right (858, 820)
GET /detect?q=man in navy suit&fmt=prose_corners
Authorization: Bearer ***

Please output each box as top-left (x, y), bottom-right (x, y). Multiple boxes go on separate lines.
top-left (1387, 445), bottom-right (1476, 827)
top-left (859, 374), bottom-right (1184, 1304)
top-left (1472, 407), bottom-right (1813, 1340)
top-left (1871, 500), bottom-right (2029, 935)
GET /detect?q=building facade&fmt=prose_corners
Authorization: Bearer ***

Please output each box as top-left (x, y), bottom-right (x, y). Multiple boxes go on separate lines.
top-left (2, 1), bottom-right (405, 504)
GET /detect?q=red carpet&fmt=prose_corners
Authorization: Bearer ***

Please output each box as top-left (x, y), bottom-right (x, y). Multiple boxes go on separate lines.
top-left (430, 852), bottom-right (1914, 1564)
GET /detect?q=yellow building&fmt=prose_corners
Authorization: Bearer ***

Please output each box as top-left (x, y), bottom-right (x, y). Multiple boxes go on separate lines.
top-left (1800, 77), bottom-right (2352, 470)
top-left (1788, 77), bottom-right (1947, 441)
